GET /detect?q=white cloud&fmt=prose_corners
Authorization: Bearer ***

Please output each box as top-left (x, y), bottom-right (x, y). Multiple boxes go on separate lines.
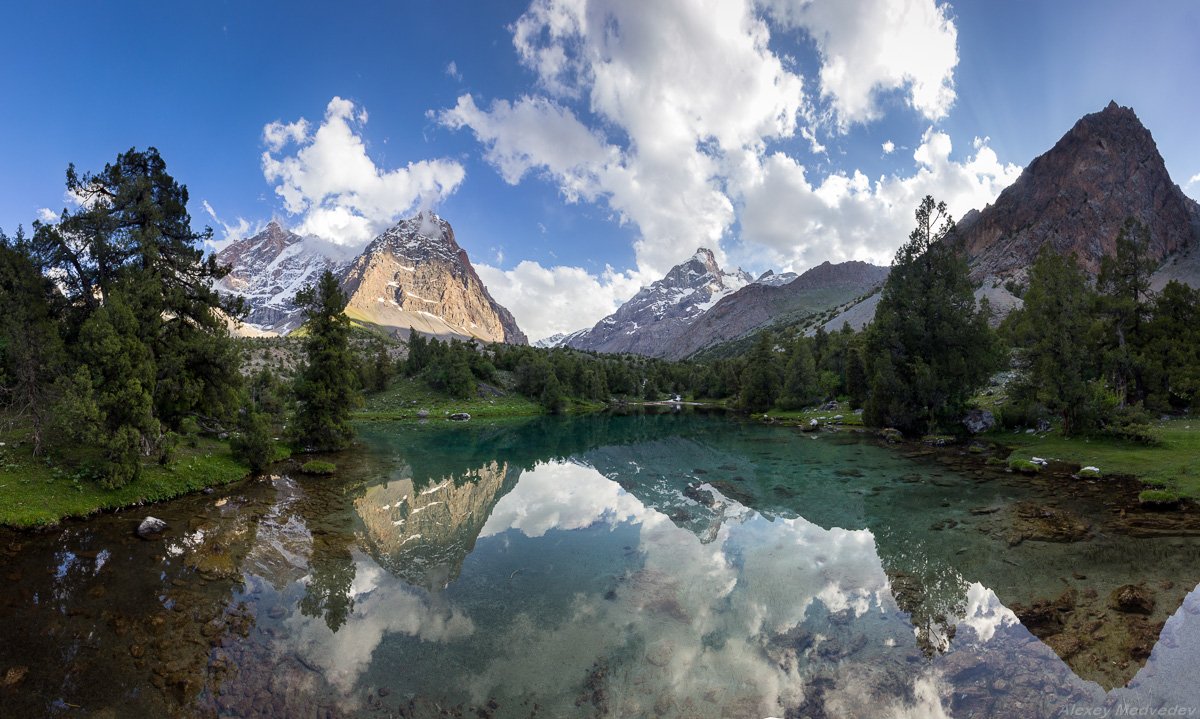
top-left (1185, 173), bottom-right (1200, 201)
top-left (443, 0), bottom-right (807, 279)
top-left (475, 260), bottom-right (644, 341)
top-left (737, 129), bottom-right (1022, 271)
top-left (445, 60), bottom-right (462, 80)
top-left (437, 0), bottom-right (986, 335)
top-left (37, 207), bottom-right (58, 223)
top-left (201, 199), bottom-right (260, 252)
top-left (760, 0), bottom-right (959, 128)
top-left (262, 97), bottom-right (466, 247)
top-left (882, 140), bottom-right (896, 154)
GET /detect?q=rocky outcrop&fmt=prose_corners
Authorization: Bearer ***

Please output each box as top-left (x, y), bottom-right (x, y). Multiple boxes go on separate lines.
top-left (214, 214), bottom-right (526, 343)
top-left (340, 213), bottom-right (527, 344)
top-left (663, 260), bottom-right (888, 359)
top-left (564, 249), bottom-right (752, 356)
top-left (818, 102), bottom-right (1200, 332)
top-left (957, 101), bottom-right (1200, 280)
top-left (214, 221), bottom-right (350, 334)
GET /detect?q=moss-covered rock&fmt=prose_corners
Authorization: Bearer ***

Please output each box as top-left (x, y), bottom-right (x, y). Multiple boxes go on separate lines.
top-left (1138, 488), bottom-right (1180, 508)
top-left (1008, 457), bottom-right (1041, 474)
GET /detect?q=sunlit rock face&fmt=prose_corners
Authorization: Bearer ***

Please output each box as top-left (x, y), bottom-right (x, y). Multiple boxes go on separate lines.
top-left (340, 212), bottom-right (527, 344)
top-left (354, 460), bottom-right (520, 589)
top-left (214, 213), bottom-right (527, 343)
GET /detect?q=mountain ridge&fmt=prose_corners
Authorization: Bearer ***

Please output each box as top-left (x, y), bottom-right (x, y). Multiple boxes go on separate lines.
top-left (215, 213), bottom-right (527, 344)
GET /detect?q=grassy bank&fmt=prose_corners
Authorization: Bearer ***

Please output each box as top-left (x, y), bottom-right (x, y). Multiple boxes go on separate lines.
top-left (357, 374), bottom-right (607, 421)
top-left (0, 434), bottom-right (259, 529)
top-left (994, 418), bottom-right (1200, 499)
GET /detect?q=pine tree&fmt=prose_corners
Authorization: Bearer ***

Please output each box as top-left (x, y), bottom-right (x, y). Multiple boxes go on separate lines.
top-left (66, 295), bottom-right (160, 487)
top-left (0, 229), bottom-right (65, 454)
top-left (1143, 281), bottom-right (1200, 409)
top-left (779, 339), bottom-right (819, 409)
top-left (34, 148), bottom-right (243, 431)
top-left (739, 332), bottom-right (781, 412)
top-left (864, 196), bottom-right (998, 435)
top-left (1097, 218), bottom-right (1158, 405)
top-left (540, 371), bottom-right (567, 413)
top-left (1010, 247), bottom-right (1099, 434)
top-left (293, 271), bottom-right (359, 451)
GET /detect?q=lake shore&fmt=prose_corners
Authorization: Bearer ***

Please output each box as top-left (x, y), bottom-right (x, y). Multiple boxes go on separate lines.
top-left (0, 434), bottom-right (261, 529)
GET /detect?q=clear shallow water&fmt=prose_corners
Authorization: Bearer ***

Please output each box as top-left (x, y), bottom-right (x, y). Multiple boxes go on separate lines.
top-left (2, 412), bottom-right (1200, 718)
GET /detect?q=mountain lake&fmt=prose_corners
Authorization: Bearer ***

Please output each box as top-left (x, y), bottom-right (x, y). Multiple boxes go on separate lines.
top-left (2, 410), bottom-right (1199, 718)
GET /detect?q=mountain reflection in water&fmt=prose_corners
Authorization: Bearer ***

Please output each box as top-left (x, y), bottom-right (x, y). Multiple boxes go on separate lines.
top-left (1, 412), bottom-right (1199, 718)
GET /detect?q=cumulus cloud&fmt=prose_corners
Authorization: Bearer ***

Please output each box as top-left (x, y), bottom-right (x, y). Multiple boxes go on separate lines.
top-left (263, 97), bottom-right (465, 247)
top-left (475, 260), bottom-right (644, 341)
top-left (37, 207), bottom-right (58, 223)
top-left (736, 128), bottom-right (1022, 271)
top-left (761, 0), bottom-right (959, 128)
top-left (442, 0), bottom-right (806, 278)
top-left (445, 60), bottom-right (462, 81)
top-left (438, 0), bottom-right (991, 335)
top-left (882, 140), bottom-right (896, 154)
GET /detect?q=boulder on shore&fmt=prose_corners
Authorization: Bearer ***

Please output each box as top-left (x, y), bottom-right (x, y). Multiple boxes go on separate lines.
top-left (962, 409), bottom-right (995, 434)
top-left (136, 516), bottom-right (167, 539)
top-left (449, 412), bottom-right (471, 421)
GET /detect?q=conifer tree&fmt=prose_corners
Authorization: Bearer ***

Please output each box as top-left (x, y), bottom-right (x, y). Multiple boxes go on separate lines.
top-left (739, 332), bottom-right (781, 412)
top-left (293, 270), bottom-right (359, 451)
top-left (779, 339), bottom-right (820, 409)
top-left (1097, 218), bottom-right (1158, 405)
top-left (1010, 247), bottom-right (1098, 434)
top-left (0, 229), bottom-right (65, 454)
top-left (864, 196), bottom-right (998, 435)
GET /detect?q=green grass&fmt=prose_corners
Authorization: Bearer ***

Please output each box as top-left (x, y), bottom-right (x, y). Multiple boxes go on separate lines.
top-left (358, 375), bottom-right (548, 420)
top-left (0, 434), bottom-right (251, 529)
top-left (1138, 488), bottom-right (1181, 506)
top-left (299, 460), bottom-right (337, 475)
top-left (994, 418), bottom-right (1200, 499)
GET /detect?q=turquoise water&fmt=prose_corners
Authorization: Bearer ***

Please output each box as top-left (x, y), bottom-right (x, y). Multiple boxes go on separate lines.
top-left (2, 412), bottom-right (1199, 717)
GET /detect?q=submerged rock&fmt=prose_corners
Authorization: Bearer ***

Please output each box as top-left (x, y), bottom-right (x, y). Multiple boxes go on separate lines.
top-left (879, 428), bottom-right (903, 443)
top-left (1004, 502), bottom-right (1090, 545)
top-left (136, 517), bottom-right (168, 539)
top-left (1109, 584), bottom-right (1155, 615)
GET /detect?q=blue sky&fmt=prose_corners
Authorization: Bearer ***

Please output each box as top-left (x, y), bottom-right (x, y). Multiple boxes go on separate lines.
top-left (2, 0), bottom-right (1198, 339)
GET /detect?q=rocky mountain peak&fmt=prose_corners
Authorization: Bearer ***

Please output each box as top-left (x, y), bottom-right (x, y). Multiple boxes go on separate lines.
top-left (958, 101), bottom-right (1200, 279)
top-left (213, 212), bottom-right (527, 343)
top-left (340, 213), bottom-right (527, 344)
top-left (214, 221), bottom-right (348, 333)
top-left (563, 248), bottom-right (751, 355)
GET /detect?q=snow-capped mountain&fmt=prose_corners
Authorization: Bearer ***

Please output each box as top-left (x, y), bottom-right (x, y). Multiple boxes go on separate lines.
top-left (563, 248), bottom-right (752, 355)
top-left (214, 213), bottom-right (527, 344)
top-left (214, 221), bottom-right (351, 334)
top-left (753, 269), bottom-right (798, 287)
top-left (339, 212), bottom-right (527, 344)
